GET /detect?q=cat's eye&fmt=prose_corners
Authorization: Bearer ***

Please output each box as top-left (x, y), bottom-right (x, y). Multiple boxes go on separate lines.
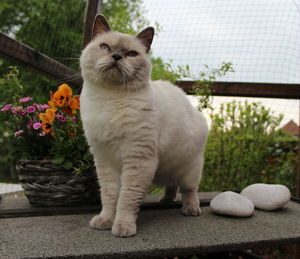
top-left (127, 50), bottom-right (138, 57)
top-left (100, 43), bottom-right (111, 51)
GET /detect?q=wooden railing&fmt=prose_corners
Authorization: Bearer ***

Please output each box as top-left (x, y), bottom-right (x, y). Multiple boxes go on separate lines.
top-left (1, 32), bottom-right (300, 99)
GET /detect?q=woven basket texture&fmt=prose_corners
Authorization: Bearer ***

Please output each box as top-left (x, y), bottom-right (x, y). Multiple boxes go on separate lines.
top-left (17, 160), bottom-right (100, 207)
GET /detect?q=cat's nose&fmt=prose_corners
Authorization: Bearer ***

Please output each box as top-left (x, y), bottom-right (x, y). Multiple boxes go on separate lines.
top-left (112, 54), bottom-right (122, 61)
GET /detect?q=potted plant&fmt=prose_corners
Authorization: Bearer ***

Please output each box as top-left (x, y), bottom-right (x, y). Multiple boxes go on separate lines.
top-left (1, 82), bottom-right (99, 207)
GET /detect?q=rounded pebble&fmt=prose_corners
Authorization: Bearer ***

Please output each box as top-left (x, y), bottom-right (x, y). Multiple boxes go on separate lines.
top-left (241, 183), bottom-right (291, 211)
top-left (210, 191), bottom-right (254, 217)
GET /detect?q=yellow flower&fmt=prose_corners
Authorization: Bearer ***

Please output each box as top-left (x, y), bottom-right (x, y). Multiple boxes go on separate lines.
top-left (39, 109), bottom-right (55, 135)
top-left (69, 95), bottom-right (80, 114)
top-left (48, 100), bottom-right (57, 112)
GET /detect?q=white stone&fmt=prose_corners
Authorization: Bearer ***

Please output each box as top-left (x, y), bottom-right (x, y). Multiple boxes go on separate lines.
top-left (210, 191), bottom-right (254, 217)
top-left (241, 183), bottom-right (291, 211)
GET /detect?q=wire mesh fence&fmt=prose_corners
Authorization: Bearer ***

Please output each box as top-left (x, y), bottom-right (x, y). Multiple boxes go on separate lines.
top-left (0, 0), bottom-right (86, 70)
top-left (143, 0), bottom-right (300, 84)
top-left (142, 0), bottom-right (300, 196)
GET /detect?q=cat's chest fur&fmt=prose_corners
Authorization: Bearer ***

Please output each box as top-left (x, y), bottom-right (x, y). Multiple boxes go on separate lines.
top-left (80, 84), bottom-right (157, 145)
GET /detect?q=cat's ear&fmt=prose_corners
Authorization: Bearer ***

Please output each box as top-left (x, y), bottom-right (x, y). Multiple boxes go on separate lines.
top-left (136, 27), bottom-right (155, 53)
top-left (92, 15), bottom-right (111, 38)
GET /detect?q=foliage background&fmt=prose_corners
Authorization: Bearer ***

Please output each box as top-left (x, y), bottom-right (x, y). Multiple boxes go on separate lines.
top-left (200, 101), bottom-right (298, 194)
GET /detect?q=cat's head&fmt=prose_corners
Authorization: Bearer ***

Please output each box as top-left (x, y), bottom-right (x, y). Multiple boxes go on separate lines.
top-left (80, 15), bottom-right (154, 89)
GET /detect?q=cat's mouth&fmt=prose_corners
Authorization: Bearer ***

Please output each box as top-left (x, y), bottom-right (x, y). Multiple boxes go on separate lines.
top-left (102, 63), bottom-right (121, 72)
top-left (97, 61), bottom-right (136, 84)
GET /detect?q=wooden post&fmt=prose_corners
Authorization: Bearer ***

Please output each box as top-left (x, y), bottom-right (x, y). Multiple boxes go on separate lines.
top-left (298, 100), bottom-right (300, 198)
top-left (82, 0), bottom-right (102, 50)
top-left (294, 97), bottom-right (300, 259)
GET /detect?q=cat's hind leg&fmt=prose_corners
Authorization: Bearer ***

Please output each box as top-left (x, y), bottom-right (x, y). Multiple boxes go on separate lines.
top-left (178, 156), bottom-right (204, 216)
top-left (160, 184), bottom-right (178, 202)
top-left (180, 186), bottom-right (201, 216)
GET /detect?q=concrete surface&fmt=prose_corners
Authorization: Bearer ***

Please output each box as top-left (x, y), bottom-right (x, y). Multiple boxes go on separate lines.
top-left (0, 183), bottom-right (23, 195)
top-left (1, 201), bottom-right (300, 259)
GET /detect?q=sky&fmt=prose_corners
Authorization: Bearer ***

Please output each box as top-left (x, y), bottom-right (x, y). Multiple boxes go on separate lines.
top-left (142, 0), bottom-right (300, 127)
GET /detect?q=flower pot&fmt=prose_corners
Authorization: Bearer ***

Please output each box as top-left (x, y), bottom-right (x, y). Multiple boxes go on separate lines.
top-left (16, 160), bottom-right (100, 207)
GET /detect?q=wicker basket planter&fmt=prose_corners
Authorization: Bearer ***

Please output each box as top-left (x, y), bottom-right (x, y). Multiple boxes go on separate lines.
top-left (16, 160), bottom-right (100, 207)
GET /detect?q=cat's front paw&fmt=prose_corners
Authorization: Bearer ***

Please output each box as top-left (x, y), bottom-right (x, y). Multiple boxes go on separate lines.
top-left (89, 215), bottom-right (114, 230)
top-left (181, 204), bottom-right (201, 216)
top-left (112, 221), bottom-right (137, 237)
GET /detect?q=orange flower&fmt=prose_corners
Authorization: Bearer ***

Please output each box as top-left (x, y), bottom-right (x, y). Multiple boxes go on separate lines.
top-left (52, 84), bottom-right (72, 107)
top-left (69, 95), bottom-right (80, 114)
top-left (39, 109), bottom-right (55, 135)
top-left (61, 95), bottom-right (80, 115)
top-left (48, 100), bottom-right (57, 112)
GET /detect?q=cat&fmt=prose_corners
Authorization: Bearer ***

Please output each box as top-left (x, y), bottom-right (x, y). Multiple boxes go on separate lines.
top-left (80, 15), bottom-right (209, 237)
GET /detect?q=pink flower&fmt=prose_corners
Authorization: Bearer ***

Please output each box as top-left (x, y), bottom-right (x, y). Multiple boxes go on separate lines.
top-left (33, 104), bottom-right (49, 111)
top-left (1, 104), bottom-right (12, 111)
top-left (33, 122), bottom-right (42, 130)
top-left (27, 120), bottom-right (34, 129)
top-left (39, 131), bottom-right (46, 136)
top-left (14, 130), bottom-right (24, 137)
top-left (17, 110), bottom-right (27, 116)
top-left (41, 104), bottom-right (50, 110)
top-left (19, 97), bottom-right (33, 103)
top-left (11, 106), bottom-right (22, 114)
top-left (33, 104), bottom-right (42, 110)
top-left (26, 106), bottom-right (36, 113)
top-left (56, 113), bottom-right (67, 122)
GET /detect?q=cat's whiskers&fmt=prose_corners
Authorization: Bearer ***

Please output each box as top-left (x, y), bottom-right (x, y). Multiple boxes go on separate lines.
top-left (52, 71), bottom-right (83, 87)
top-left (119, 62), bottom-right (139, 93)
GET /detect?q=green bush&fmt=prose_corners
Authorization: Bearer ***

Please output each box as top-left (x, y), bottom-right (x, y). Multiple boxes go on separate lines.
top-left (0, 67), bottom-right (24, 182)
top-left (200, 101), bottom-right (297, 194)
top-left (262, 130), bottom-right (298, 194)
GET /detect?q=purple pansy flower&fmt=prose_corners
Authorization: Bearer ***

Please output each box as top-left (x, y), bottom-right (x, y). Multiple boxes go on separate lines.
top-left (0, 104), bottom-right (12, 111)
top-left (33, 122), bottom-right (42, 130)
top-left (19, 97), bottom-right (33, 103)
top-left (56, 113), bottom-right (67, 122)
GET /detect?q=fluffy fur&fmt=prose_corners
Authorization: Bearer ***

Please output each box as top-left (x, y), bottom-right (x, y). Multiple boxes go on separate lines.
top-left (80, 15), bottom-right (209, 237)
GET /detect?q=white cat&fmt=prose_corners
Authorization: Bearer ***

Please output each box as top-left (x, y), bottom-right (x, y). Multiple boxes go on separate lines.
top-left (80, 15), bottom-right (209, 237)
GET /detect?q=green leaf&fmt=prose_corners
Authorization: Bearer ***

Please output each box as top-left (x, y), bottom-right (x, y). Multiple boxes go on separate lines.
top-left (62, 160), bottom-right (73, 170)
top-left (52, 155), bottom-right (65, 165)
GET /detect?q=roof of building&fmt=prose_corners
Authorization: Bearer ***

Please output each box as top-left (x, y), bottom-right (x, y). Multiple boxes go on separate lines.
top-left (282, 120), bottom-right (299, 136)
